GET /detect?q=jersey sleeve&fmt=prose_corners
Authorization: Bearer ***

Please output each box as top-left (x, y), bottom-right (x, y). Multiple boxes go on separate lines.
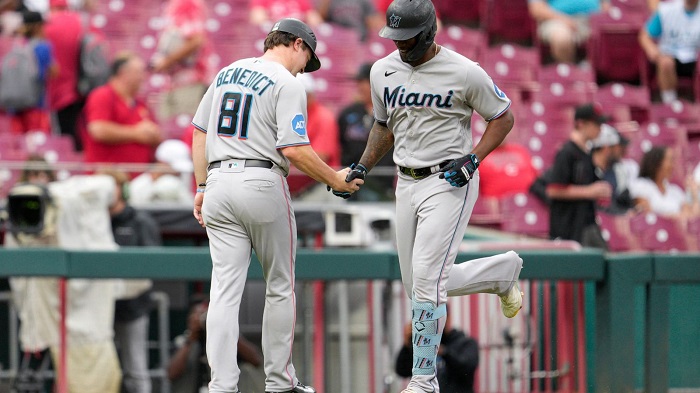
top-left (463, 61), bottom-right (511, 121)
top-left (191, 82), bottom-right (215, 132)
top-left (275, 79), bottom-right (311, 148)
top-left (369, 68), bottom-right (388, 123)
top-left (645, 12), bottom-right (662, 38)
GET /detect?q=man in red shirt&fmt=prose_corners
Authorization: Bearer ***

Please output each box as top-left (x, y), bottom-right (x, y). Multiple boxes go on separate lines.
top-left (44, 0), bottom-right (84, 150)
top-left (83, 53), bottom-right (163, 173)
top-left (478, 140), bottom-right (538, 198)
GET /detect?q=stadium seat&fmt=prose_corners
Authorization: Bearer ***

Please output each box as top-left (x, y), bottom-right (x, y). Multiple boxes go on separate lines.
top-left (470, 195), bottom-right (503, 227)
top-left (500, 192), bottom-right (550, 238)
top-left (648, 101), bottom-right (700, 128)
top-left (433, 0), bottom-right (481, 26)
top-left (594, 83), bottom-right (651, 124)
top-left (481, 43), bottom-right (540, 95)
top-left (596, 212), bottom-right (638, 252)
top-left (629, 213), bottom-right (690, 252)
top-left (436, 25), bottom-right (486, 62)
top-left (586, 11), bottom-right (645, 84)
top-left (480, 0), bottom-right (534, 45)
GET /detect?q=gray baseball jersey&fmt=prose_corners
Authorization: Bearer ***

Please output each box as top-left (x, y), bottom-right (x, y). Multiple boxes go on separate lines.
top-left (191, 57), bottom-right (311, 392)
top-left (370, 46), bottom-right (514, 393)
top-left (370, 47), bottom-right (511, 169)
top-left (192, 57), bottom-right (311, 175)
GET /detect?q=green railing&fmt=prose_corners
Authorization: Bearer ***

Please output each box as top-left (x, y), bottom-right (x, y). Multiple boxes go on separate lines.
top-left (1, 247), bottom-right (699, 392)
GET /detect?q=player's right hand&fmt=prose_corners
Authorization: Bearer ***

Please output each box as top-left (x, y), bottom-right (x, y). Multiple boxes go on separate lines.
top-left (193, 191), bottom-right (205, 227)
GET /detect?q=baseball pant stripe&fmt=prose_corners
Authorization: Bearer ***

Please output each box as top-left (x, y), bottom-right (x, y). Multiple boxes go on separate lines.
top-left (435, 181), bottom-right (471, 306)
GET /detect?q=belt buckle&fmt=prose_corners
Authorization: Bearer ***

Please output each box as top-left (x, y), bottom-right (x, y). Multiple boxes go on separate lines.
top-left (408, 168), bottom-right (419, 178)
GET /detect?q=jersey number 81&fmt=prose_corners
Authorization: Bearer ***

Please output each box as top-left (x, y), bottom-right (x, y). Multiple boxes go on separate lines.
top-left (218, 92), bottom-right (253, 139)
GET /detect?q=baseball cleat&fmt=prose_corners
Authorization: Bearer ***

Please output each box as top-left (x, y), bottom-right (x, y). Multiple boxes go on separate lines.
top-left (267, 382), bottom-right (316, 393)
top-left (500, 282), bottom-right (523, 318)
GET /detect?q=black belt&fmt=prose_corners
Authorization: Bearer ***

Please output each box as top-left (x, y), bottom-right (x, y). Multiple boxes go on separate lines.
top-left (399, 160), bottom-right (450, 180)
top-left (208, 159), bottom-right (273, 171)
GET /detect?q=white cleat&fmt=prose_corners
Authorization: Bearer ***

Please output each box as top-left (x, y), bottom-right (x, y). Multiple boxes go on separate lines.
top-left (500, 281), bottom-right (523, 318)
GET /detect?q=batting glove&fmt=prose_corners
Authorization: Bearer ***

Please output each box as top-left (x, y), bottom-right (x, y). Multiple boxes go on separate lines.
top-left (438, 154), bottom-right (479, 188)
top-left (345, 163), bottom-right (368, 182)
top-left (326, 163), bottom-right (368, 199)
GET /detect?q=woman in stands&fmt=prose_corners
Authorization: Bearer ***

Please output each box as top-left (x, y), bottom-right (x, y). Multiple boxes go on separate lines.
top-left (629, 145), bottom-right (700, 217)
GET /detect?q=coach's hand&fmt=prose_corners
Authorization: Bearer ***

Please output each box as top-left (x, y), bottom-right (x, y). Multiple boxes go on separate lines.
top-left (327, 164), bottom-right (366, 198)
top-left (439, 154), bottom-right (479, 188)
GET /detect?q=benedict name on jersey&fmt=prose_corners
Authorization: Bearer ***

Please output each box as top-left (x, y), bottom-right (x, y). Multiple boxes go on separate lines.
top-left (215, 66), bottom-right (276, 96)
top-left (383, 85), bottom-right (454, 109)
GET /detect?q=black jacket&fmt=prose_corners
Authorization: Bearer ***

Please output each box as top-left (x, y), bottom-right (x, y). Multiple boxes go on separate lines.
top-left (395, 329), bottom-right (479, 393)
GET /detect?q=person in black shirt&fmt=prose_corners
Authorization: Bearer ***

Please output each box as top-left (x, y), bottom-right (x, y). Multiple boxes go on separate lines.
top-left (546, 103), bottom-right (612, 247)
top-left (337, 62), bottom-right (395, 201)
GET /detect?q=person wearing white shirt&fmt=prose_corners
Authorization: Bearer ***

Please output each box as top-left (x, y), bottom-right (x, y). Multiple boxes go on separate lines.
top-left (629, 146), bottom-right (700, 217)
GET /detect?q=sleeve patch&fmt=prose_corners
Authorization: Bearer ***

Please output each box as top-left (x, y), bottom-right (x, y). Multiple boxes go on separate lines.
top-left (291, 113), bottom-right (307, 137)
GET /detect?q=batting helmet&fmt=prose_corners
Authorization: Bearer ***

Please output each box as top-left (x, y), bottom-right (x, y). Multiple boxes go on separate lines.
top-left (270, 18), bottom-right (321, 73)
top-left (379, 0), bottom-right (437, 63)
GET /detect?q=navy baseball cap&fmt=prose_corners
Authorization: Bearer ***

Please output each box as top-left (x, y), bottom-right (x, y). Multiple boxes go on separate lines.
top-left (270, 18), bottom-right (321, 73)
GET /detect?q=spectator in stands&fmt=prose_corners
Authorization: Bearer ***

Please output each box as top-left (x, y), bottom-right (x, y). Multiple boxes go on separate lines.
top-left (249, 0), bottom-right (323, 28)
top-left (590, 124), bottom-right (636, 214)
top-left (100, 169), bottom-right (161, 393)
top-left (168, 299), bottom-right (264, 393)
top-left (129, 139), bottom-right (194, 206)
top-left (317, 0), bottom-right (383, 41)
top-left (83, 52), bottom-right (163, 173)
top-left (44, 0), bottom-right (85, 150)
top-left (151, 0), bottom-right (211, 121)
top-left (528, 0), bottom-right (610, 64)
top-left (395, 307), bottom-right (479, 393)
top-left (337, 62), bottom-right (395, 201)
top-left (629, 145), bottom-right (700, 217)
top-left (8, 11), bottom-right (55, 135)
top-left (639, 0), bottom-right (700, 104)
top-left (288, 73), bottom-right (341, 200)
top-left (0, 0), bottom-right (24, 36)
top-left (478, 139), bottom-right (538, 199)
top-left (546, 103), bottom-right (612, 247)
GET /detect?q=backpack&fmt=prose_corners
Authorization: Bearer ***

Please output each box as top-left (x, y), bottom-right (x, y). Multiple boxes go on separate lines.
top-left (0, 40), bottom-right (41, 111)
top-left (77, 32), bottom-right (110, 97)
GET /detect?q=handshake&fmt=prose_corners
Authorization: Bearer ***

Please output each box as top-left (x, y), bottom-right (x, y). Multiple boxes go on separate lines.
top-left (326, 163), bottom-right (367, 199)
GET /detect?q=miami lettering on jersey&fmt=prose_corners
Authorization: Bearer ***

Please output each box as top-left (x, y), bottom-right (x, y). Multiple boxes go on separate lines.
top-left (383, 85), bottom-right (454, 109)
top-left (216, 67), bottom-right (276, 96)
top-left (291, 113), bottom-right (307, 137)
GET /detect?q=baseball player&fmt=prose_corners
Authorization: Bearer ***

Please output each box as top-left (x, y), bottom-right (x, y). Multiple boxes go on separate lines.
top-left (190, 18), bottom-right (363, 393)
top-left (343, 1), bottom-right (524, 392)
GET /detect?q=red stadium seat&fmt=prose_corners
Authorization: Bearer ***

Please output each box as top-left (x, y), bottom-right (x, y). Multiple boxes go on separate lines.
top-left (648, 101), bottom-right (700, 128)
top-left (481, 43), bottom-right (540, 95)
top-left (433, 0), bottom-right (481, 26)
top-left (587, 11), bottom-right (645, 84)
top-left (596, 212), bottom-right (638, 252)
top-left (500, 192), bottom-right (550, 238)
top-left (436, 25), bottom-right (486, 62)
top-left (629, 213), bottom-right (690, 252)
top-left (480, 0), bottom-right (534, 45)
top-left (594, 83), bottom-right (651, 124)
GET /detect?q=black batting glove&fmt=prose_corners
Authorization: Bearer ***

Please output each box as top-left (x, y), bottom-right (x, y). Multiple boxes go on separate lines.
top-left (345, 163), bottom-right (368, 182)
top-left (326, 163), bottom-right (368, 199)
top-left (438, 154), bottom-right (479, 188)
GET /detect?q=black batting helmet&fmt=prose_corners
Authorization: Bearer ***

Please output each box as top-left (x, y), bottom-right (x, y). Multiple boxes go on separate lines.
top-left (379, 0), bottom-right (437, 63)
top-left (270, 18), bottom-right (321, 73)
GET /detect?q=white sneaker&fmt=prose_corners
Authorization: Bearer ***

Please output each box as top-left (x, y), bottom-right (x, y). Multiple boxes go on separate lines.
top-left (500, 282), bottom-right (523, 318)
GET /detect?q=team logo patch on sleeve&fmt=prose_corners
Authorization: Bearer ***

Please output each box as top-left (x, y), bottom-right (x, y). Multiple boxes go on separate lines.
top-left (291, 114), bottom-right (307, 137)
top-left (493, 82), bottom-right (506, 99)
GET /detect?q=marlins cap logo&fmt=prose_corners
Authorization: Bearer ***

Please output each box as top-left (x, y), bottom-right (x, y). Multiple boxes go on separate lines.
top-left (389, 14), bottom-right (401, 28)
top-left (272, 22), bottom-right (280, 31)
